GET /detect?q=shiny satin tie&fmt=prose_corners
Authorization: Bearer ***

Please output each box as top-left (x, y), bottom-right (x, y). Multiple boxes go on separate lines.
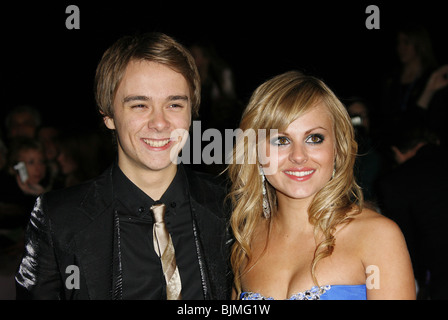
top-left (151, 203), bottom-right (182, 300)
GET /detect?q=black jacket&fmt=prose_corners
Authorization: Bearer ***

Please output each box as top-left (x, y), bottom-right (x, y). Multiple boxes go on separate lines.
top-left (15, 164), bottom-right (232, 300)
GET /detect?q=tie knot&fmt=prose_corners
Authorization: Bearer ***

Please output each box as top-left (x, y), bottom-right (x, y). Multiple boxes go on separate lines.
top-left (151, 203), bottom-right (166, 222)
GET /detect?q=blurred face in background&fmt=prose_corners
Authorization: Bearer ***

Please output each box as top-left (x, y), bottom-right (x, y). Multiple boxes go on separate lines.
top-left (9, 112), bottom-right (38, 139)
top-left (38, 127), bottom-right (60, 161)
top-left (57, 150), bottom-right (77, 175)
top-left (18, 148), bottom-right (46, 185)
top-left (397, 32), bottom-right (418, 65)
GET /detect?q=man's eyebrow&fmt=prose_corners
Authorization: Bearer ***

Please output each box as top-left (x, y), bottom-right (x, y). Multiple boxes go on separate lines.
top-left (168, 95), bottom-right (189, 102)
top-left (123, 95), bottom-right (150, 103)
top-left (122, 95), bottom-right (188, 103)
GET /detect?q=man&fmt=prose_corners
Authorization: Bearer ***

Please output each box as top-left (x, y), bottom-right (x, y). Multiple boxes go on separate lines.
top-left (15, 32), bottom-right (231, 299)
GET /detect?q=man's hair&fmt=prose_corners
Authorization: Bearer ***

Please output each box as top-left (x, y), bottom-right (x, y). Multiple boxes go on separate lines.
top-left (94, 32), bottom-right (201, 118)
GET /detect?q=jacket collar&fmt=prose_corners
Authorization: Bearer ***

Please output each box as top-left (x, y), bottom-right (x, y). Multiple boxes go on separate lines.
top-left (74, 163), bottom-right (227, 299)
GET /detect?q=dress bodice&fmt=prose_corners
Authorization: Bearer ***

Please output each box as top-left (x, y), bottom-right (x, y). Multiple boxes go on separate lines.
top-left (240, 284), bottom-right (367, 300)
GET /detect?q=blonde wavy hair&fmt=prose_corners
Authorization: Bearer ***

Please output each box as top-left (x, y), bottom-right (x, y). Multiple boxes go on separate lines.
top-left (228, 71), bottom-right (363, 295)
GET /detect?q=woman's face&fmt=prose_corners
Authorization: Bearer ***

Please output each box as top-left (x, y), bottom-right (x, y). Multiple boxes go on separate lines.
top-left (259, 102), bottom-right (336, 203)
top-left (397, 32), bottom-right (418, 65)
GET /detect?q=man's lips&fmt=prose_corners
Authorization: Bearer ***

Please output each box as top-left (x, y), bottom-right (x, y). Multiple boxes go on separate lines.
top-left (142, 138), bottom-right (172, 148)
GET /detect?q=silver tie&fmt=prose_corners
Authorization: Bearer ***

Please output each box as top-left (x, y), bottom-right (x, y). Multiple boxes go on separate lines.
top-left (151, 203), bottom-right (182, 300)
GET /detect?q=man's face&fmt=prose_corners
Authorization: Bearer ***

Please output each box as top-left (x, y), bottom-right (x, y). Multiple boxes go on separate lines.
top-left (104, 60), bottom-right (191, 178)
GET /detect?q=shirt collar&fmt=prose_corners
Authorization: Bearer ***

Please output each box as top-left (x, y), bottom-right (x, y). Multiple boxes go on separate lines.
top-left (112, 161), bottom-right (188, 218)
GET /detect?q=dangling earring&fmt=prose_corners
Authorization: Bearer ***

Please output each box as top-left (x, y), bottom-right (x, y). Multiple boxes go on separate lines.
top-left (332, 167), bottom-right (336, 179)
top-left (259, 166), bottom-right (271, 219)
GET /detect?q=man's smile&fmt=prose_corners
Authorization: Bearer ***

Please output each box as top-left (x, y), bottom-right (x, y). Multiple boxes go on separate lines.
top-left (142, 138), bottom-right (172, 148)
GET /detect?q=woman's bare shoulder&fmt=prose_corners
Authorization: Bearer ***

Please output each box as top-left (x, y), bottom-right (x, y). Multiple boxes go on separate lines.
top-left (347, 206), bottom-right (408, 258)
top-left (346, 207), bottom-right (415, 299)
top-left (349, 206), bottom-right (401, 234)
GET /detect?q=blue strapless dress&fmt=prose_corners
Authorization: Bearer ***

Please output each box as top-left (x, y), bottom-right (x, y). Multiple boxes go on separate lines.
top-left (240, 284), bottom-right (367, 300)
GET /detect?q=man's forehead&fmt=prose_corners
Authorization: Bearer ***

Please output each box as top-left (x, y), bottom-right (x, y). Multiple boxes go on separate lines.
top-left (116, 60), bottom-right (190, 99)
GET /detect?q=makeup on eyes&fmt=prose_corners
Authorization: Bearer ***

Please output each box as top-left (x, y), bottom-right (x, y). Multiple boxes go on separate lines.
top-left (270, 135), bottom-right (290, 146)
top-left (270, 133), bottom-right (325, 146)
top-left (305, 133), bottom-right (325, 144)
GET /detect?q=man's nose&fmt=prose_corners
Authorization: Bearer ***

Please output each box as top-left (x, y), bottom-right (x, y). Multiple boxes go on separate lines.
top-left (148, 108), bottom-right (169, 131)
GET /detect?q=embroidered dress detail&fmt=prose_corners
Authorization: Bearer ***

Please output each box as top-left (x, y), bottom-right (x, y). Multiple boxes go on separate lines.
top-left (241, 285), bottom-right (331, 300)
top-left (240, 284), bottom-right (367, 300)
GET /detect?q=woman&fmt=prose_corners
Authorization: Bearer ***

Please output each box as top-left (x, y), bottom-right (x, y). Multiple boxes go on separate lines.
top-left (228, 71), bottom-right (415, 300)
top-left (381, 24), bottom-right (438, 117)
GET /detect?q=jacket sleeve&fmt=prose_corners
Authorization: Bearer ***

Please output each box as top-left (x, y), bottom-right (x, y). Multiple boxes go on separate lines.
top-left (15, 195), bottom-right (63, 299)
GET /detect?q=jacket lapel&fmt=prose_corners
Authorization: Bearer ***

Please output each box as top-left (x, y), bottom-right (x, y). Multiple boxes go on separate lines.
top-left (73, 167), bottom-right (119, 300)
top-left (184, 166), bottom-right (231, 300)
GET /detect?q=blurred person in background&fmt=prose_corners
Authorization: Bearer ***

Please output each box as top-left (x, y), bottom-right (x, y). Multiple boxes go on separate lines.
top-left (56, 129), bottom-right (112, 188)
top-left (4, 105), bottom-right (41, 141)
top-left (0, 138), bottom-right (50, 228)
top-left (377, 116), bottom-right (448, 299)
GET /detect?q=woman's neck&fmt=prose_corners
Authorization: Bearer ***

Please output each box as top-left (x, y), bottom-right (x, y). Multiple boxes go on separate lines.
top-left (273, 194), bottom-right (314, 236)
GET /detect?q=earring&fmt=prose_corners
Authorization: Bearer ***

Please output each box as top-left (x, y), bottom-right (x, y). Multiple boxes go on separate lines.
top-left (332, 167), bottom-right (336, 179)
top-left (259, 166), bottom-right (271, 219)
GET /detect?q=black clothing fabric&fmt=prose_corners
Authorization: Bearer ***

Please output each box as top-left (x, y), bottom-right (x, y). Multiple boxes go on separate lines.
top-left (380, 70), bottom-right (432, 118)
top-left (15, 163), bottom-right (231, 300)
top-left (113, 163), bottom-right (202, 299)
top-left (0, 171), bottom-right (38, 229)
top-left (426, 86), bottom-right (448, 154)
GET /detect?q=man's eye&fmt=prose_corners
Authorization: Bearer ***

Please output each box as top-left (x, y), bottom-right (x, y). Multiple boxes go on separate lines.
top-left (306, 134), bottom-right (324, 144)
top-left (169, 104), bottom-right (183, 109)
top-left (132, 104), bottom-right (146, 109)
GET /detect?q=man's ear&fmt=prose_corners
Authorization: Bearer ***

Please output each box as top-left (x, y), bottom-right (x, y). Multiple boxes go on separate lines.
top-left (102, 113), bottom-right (116, 130)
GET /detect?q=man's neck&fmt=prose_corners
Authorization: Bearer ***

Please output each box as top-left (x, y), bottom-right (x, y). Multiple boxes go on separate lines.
top-left (118, 162), bottom-right (178, 200)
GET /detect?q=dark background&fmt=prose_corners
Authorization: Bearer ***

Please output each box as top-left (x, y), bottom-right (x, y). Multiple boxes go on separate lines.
top-left (1, 1), bottom-right (447, 131)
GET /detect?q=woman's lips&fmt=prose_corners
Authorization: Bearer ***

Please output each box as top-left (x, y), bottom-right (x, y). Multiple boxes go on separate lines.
top-left (283, 169), bottom-right (315, 181)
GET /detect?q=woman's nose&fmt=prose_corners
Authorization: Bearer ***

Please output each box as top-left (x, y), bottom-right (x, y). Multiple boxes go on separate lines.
top-left (289, 144), bottom-right (308, 164)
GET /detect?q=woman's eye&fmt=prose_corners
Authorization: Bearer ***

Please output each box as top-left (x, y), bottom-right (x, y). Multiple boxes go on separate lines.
top-left (271, 136), bottom-right (290, 146)
top-left (306, 134), bottom-right (324, 144)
